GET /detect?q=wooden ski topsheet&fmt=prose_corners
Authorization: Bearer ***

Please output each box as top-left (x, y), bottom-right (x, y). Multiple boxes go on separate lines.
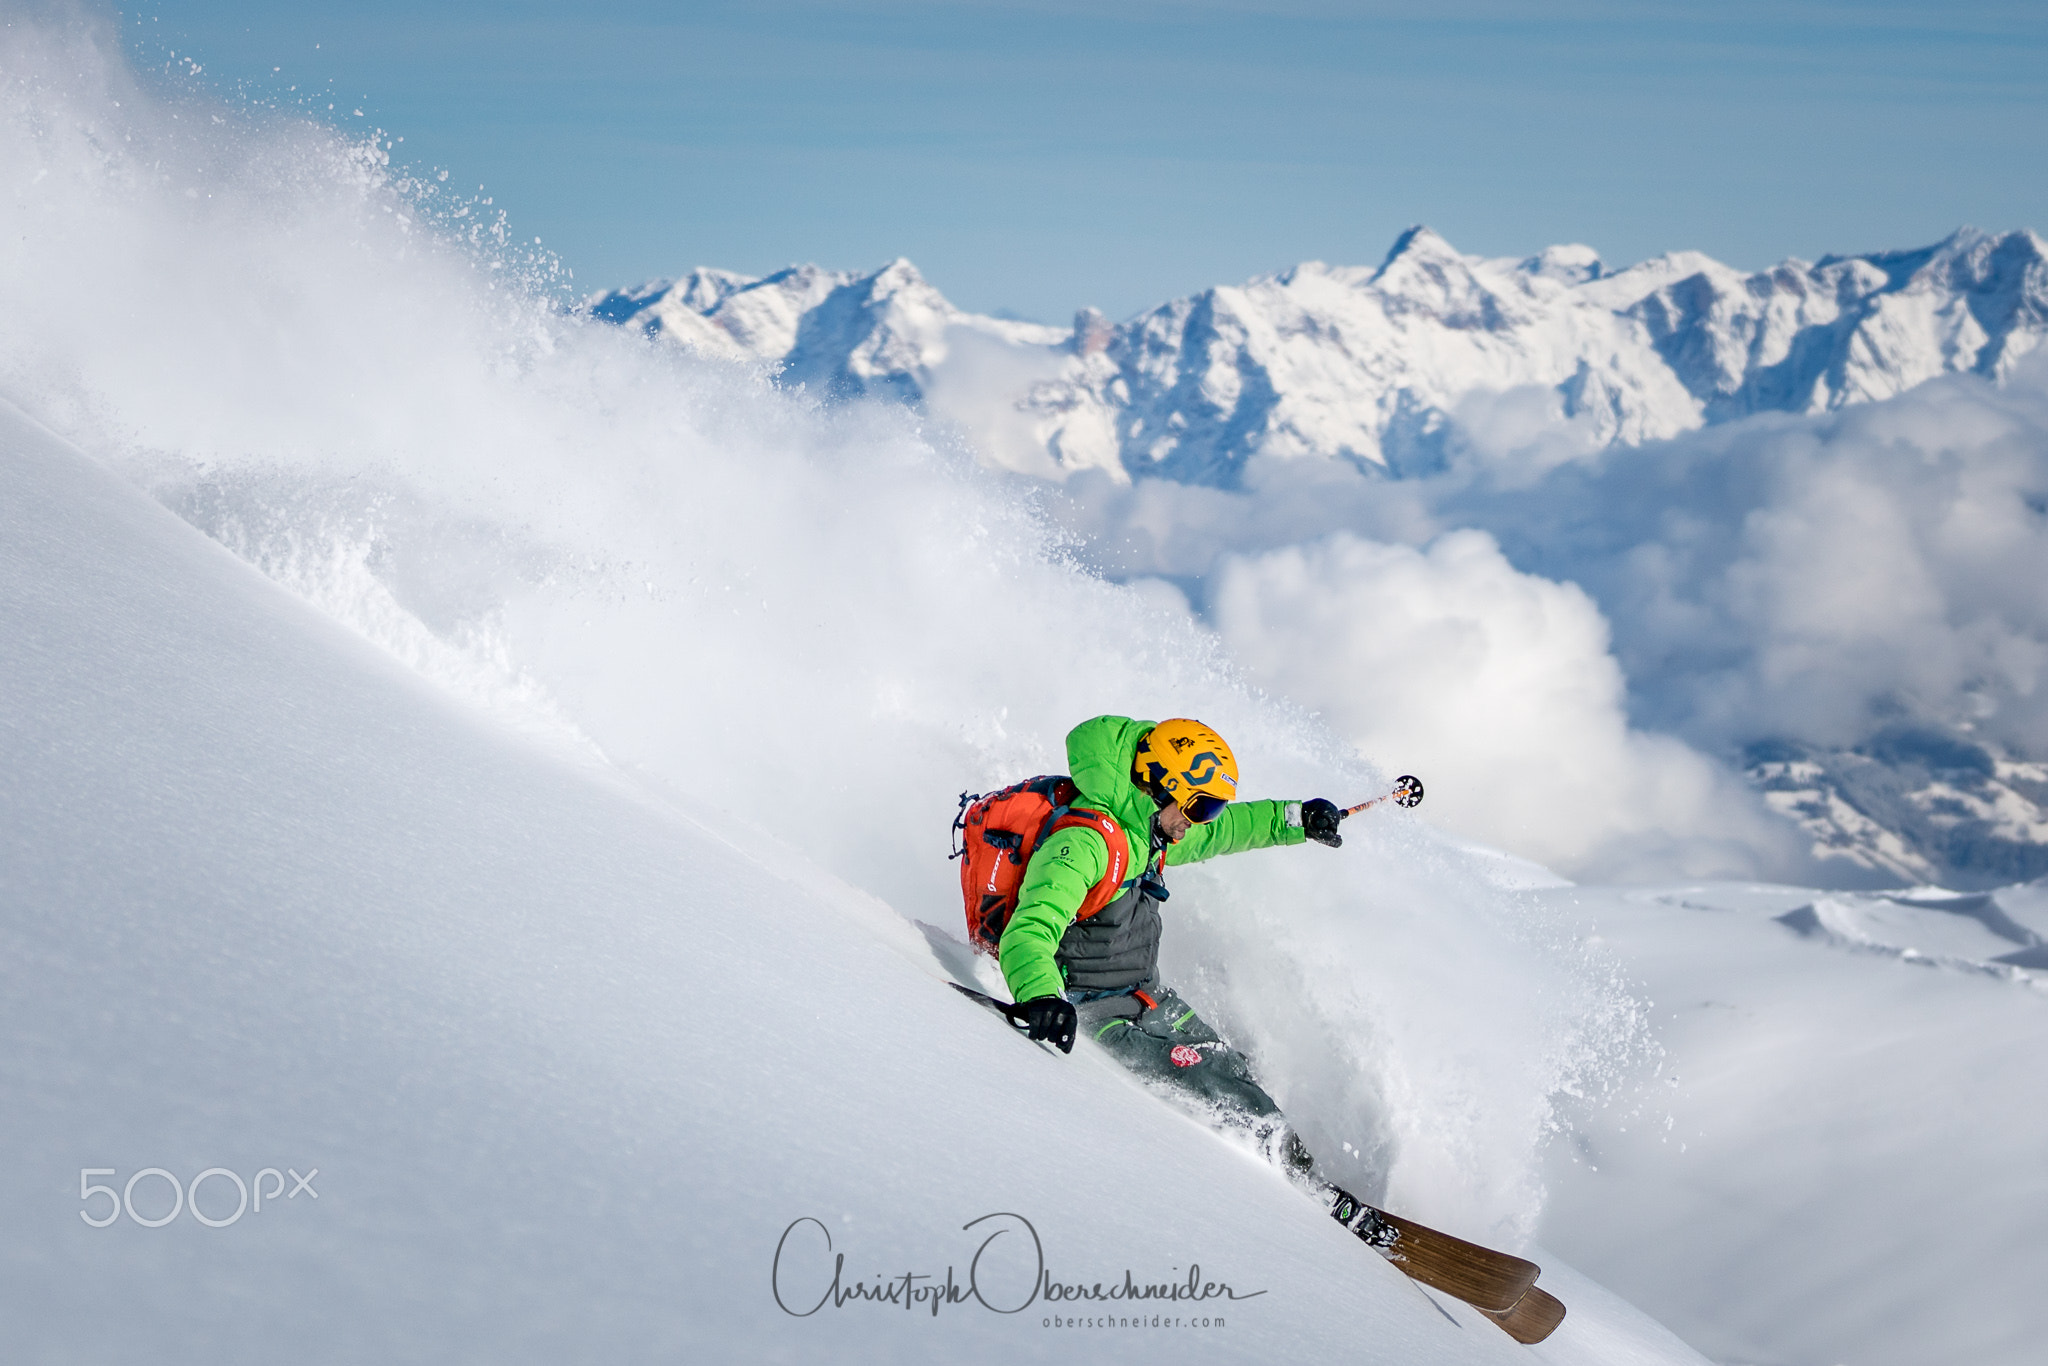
top-left (1480, 1285), bottom-right (1568, 1344)
top-left (1331, 1188), bottom-right (1541, 1313)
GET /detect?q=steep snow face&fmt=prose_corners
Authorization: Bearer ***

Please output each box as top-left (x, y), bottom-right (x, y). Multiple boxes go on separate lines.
top-left (10, 401), bottom-right (1666, 1366)
top-left (7, 404), bottom-right (2033, 1366)
top-left (596, 225), bottom-right (2048, 488)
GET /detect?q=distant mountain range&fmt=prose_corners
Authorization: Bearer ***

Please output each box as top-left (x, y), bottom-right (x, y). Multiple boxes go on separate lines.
top-left (590, 228), bottom-right (2048, 888)
top-left (1749, 734), bottom-right (2048, 889)
top-left (590, 225), bottom-right (2047, 486)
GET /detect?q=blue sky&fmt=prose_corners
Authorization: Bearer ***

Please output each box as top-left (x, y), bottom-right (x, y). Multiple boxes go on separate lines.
top-left (128, 0), bottom-right (2048, 320)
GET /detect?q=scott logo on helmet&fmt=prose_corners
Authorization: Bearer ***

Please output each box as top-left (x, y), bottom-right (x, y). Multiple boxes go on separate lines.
top-left (1183, 753), bottom-right (1221, 785)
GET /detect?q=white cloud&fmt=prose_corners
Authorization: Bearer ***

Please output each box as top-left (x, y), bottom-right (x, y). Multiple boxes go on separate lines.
top-left (1471, 367), bottom-right (2048, 761)
top-left (919, 325), bottom-right (1074, 479)
top-left (1209, 529), bottom-right (1798, 879)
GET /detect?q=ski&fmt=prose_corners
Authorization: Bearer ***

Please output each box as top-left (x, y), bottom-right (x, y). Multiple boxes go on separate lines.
top-left (1328, 1188), bottom-right (1540, 1314)
top-left (950, 980), bottom-right (1021, 1020)
top-left (1479, 1285), bottom-right (1568, 1344)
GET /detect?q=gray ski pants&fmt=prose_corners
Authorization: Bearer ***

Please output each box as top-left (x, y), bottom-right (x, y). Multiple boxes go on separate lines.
top-left (1074, 986), bottom-right (1315, 1179)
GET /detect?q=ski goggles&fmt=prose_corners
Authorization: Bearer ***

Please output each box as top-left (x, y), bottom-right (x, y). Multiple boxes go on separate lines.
top-left (1178, 791), bottom-right (1231, 824)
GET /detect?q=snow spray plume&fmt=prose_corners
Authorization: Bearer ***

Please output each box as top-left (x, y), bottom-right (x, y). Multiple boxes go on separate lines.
top-left (0, 12), bottom-right (1655, 1242)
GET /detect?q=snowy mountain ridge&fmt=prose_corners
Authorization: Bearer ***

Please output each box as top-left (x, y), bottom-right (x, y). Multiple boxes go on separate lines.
top-left (592, 258), bottom-right (1066, 408)
top-left (1749, 736), bottom-right (2048, 888)
top-left (591, 225), bottom-right (2048, 485)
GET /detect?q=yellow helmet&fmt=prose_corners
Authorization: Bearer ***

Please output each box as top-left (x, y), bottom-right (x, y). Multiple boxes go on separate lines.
top-left (1133, 718), bottom-right (1239, 822)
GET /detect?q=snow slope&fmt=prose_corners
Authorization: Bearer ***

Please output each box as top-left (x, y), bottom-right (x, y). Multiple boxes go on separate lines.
top-left (1533, 880), bottom-right (2048, 1366)
top-left (0, 405), bottom-right (1696, 1366)
top-left (594, 226), bottom-right (2048, 485)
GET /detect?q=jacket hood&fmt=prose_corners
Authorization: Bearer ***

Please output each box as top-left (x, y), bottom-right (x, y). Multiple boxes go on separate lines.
top-left (1065, 715), bottom-right (1159, 848)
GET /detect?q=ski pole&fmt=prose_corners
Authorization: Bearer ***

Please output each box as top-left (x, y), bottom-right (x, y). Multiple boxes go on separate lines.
top-left (1340, 774), bottom-right (1423, 818)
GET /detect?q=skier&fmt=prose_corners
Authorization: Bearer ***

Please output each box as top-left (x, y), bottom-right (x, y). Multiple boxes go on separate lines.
top-left (957, 720), bottom-right (1564, 1342)
top-left (995, 715), bottom-right (1344, 1176)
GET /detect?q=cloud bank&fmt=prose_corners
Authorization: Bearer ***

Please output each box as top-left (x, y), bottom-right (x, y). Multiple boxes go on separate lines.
top-left (1052, 357), bottom-right (2048, 883)
top-left (1206, 529), bottom-right (1797, 879)
top-left (1469, 369), bottom-right (2048, 762)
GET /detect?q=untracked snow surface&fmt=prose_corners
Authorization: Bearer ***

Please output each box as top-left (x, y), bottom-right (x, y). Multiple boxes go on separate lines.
top-left (0, 409), bottom-right (1696, 1365)
top-left (1533, 880), bottom-right (2048, 1366)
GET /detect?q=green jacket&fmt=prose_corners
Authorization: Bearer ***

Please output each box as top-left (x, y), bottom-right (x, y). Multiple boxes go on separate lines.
top-left (998, 715), bottom-right (1307, 1002)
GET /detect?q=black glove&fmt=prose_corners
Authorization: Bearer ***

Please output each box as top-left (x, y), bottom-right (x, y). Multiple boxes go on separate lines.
top-left (1013, 996), bottom-right (1077, 1053)
top-left (1302, 798), bottom-right (1344, 848)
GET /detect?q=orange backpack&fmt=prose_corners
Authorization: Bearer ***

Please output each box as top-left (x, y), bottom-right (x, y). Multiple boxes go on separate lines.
top-left (950, 776), bottom-right (1132, 955)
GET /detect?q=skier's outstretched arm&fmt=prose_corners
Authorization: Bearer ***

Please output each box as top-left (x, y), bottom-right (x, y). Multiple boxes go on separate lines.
top-left (1164, 797), bottom-right (1317, 865)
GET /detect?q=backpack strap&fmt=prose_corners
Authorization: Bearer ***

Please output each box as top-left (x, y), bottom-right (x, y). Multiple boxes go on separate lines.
top-left (1038, 806), bottom-right (1131, 921)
